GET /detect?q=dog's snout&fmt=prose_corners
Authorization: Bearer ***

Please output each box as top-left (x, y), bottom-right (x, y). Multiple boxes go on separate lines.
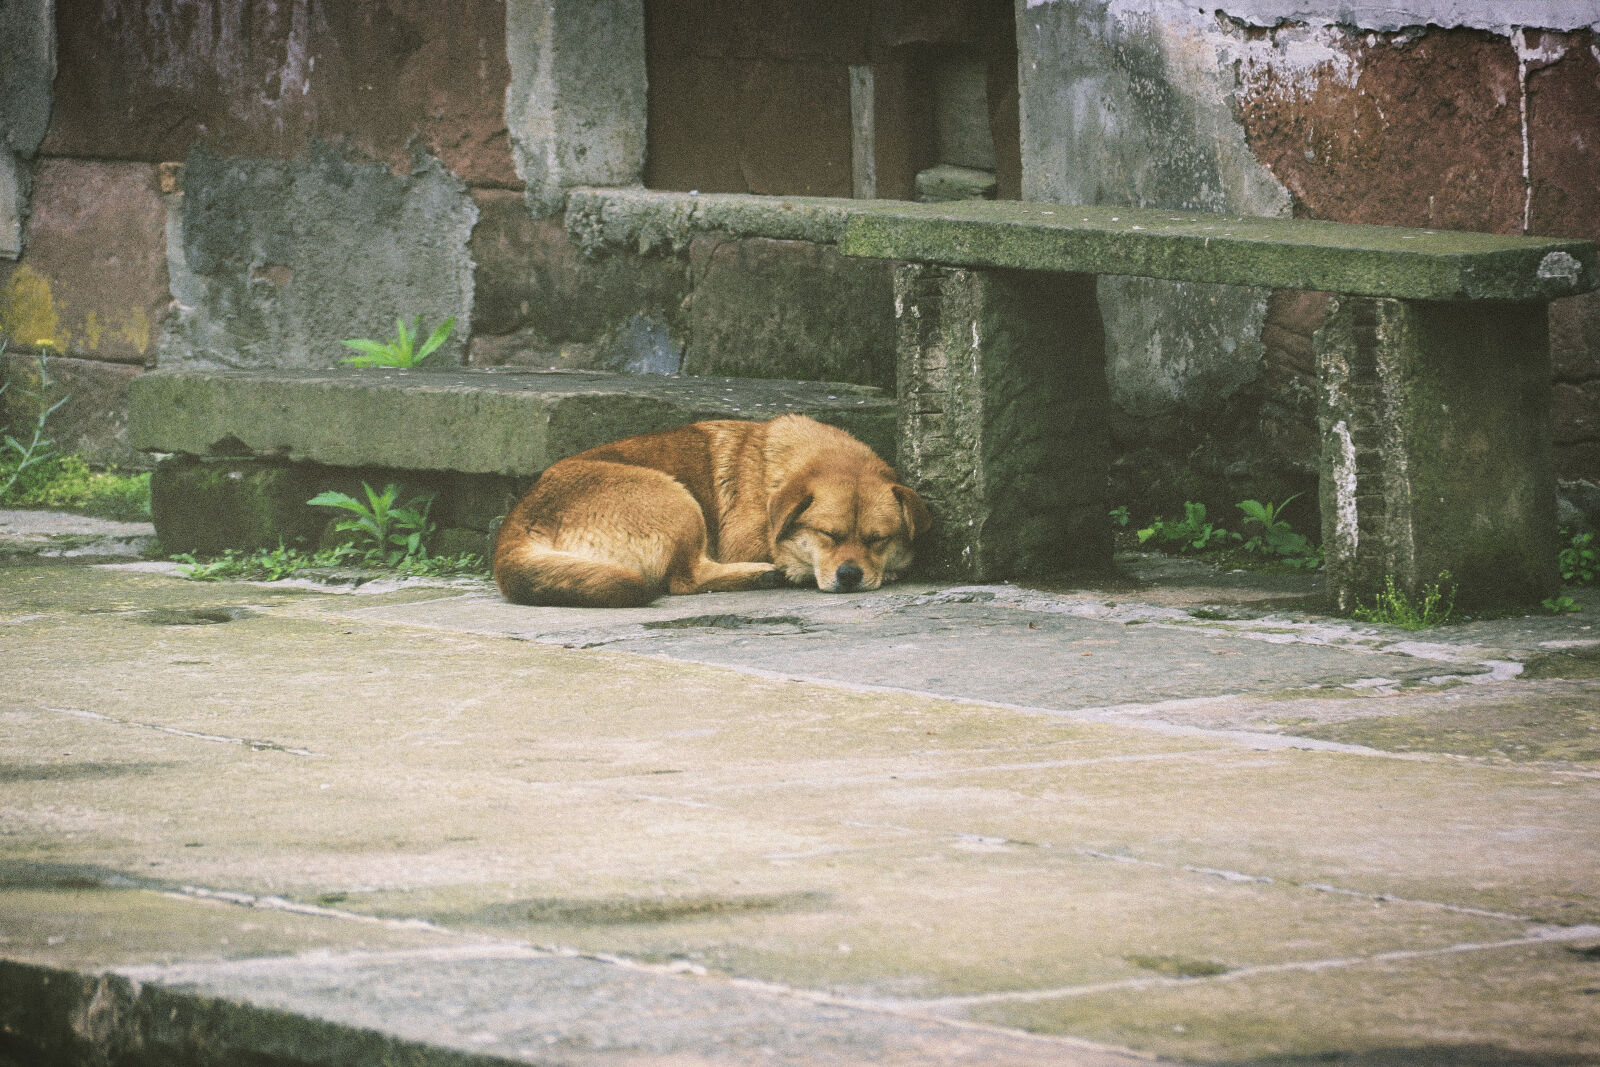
top-left (834, 561), bottom-right (864, 591)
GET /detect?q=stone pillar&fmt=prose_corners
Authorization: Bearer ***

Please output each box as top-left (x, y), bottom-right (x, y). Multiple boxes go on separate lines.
top-left (0, 0), bottom-right (55, 258)
top-left (506, 0), bottom-right (647, 218)
top-left (893, 264), bottom-right (1110, 581)
top-left (1317, 296), bottom-right (1558, 612)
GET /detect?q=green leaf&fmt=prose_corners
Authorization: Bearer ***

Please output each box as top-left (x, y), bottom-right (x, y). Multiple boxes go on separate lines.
top-left (307, 490), bottom-right (365, 512)
top-left (415, 316), bottom-right (456, 362)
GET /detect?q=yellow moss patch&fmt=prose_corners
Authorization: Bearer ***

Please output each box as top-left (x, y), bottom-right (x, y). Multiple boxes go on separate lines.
top-left (0, 264), bottom-right (65, 350)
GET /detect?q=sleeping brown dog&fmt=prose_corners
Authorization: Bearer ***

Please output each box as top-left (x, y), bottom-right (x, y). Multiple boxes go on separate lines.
top-left (493, 414), bottom-right (930, 607)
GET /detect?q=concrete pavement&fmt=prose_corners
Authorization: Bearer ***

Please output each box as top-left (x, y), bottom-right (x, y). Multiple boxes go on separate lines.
top-left (2, 509), bottom-right (1598, 1065)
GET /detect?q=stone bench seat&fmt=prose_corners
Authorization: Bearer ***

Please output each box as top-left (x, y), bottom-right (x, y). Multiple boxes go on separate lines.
top-left (128, 367), bottom-right (893, 555)
top-left (838, 200), bottom-right (1596, 302)
top-left (570, 187), bottom-right (1598, 609)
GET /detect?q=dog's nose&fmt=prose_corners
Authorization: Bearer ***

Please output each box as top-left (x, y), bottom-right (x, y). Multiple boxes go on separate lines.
top-left (833, 562), bottom-right (863, 591)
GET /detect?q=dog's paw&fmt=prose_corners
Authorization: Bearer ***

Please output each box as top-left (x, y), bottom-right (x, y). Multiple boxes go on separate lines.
top-left (754, 566), bottom-right (787, 589)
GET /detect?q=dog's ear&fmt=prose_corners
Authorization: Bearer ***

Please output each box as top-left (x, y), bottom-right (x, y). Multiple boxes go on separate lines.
top-left (767, 479), bottom-right (813, 546)
top-left (893, 484), bottom-right (932, 540)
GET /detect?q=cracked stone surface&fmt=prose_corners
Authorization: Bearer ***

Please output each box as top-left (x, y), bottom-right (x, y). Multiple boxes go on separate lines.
top-left (2, 509), bottom-right (1598, 1066)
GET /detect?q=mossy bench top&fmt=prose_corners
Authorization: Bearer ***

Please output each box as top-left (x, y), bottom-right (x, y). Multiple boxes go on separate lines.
top-left (840, 201), bottom-right (1597, 302)
top-left (568, 188), bottom-right (1597, 303)
top-left (129, 368), bottom-right (892, 477)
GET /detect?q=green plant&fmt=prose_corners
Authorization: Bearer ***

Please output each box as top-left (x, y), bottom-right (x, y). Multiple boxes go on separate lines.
top-left (1, 343), bottom-right (68, 499)
top-left (1236, 494), bottom-right (1320, 569)
top-left (1542, 595), bottom-right (1582, 615)
top-left (173, 543), bottom-right (486, 582)
top-left (340, 315), bottom-right (455, 368)
top-left (1109, 505), bottom-right (1130, 529)
top-left (1559, 528), bottom-right (1597, 585)
top-left (308, 482), bottom-right (436, 564)
top-left (173, 544), bottom-right (343, 582)
top-left (1352, 572), bottom-right (1457, 630)
top-left (1, 452), bottom-right (151, 520)
top-left (1137, 501), bottom-right (1234, 553)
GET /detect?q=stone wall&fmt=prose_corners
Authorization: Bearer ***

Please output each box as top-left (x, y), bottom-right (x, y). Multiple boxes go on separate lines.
top-left (0, 0), bottom-right (1595, 531)
top-left (1017, 0), bottom-right (1600, 525)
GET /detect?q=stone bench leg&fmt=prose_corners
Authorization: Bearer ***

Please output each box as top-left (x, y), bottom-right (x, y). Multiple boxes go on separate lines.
top-left (892, 264), bottom-right (1110, 580)
top-left (1316, 295), bottom-right (1558, 612)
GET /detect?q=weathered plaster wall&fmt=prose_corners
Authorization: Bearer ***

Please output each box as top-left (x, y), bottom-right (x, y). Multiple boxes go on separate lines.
top-left (1019, 0), bottom-right (1600, 517)
top-left (163, 146), bottom-right (477, 371)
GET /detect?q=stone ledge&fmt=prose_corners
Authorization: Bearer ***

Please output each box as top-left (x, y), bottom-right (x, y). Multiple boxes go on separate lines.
top-left (841, 201), bottom-right (1599, 302)
top-left (566, 186), bottom-right (873, 254)
top-left (128, 367), bottom-right (895, 477)
top-left (563, 187), bottom-right (1599, 302)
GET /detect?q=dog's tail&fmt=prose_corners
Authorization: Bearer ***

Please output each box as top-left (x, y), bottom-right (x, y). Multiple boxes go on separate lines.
top-left (493, 543), bottom-right (659, 608)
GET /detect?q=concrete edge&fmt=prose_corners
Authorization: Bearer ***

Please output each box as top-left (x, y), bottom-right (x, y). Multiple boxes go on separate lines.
top-left (126, 368), bottom-right (898, 477)
top-left (0, 957), bottom-right (514, 1067)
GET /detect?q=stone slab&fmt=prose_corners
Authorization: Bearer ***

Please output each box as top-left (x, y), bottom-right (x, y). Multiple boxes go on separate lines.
top-left (840, 200), bottom-right (1600, 302)
top-left (128, 367), bottom-right (895, 477)
top-left (3, 538), bottom-right (1598, 1065)
top-left (567, 189), bottom-right (1600, 302)
top-left (566, 187), bottom-right (867, 253)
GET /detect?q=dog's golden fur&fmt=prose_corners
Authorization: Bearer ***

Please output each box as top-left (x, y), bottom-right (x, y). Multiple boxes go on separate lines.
top-left (493, 414), bottom-right (929, 607)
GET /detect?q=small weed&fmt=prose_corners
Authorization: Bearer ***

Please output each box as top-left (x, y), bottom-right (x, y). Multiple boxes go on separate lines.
top-left (1352, 572), bottom-right (1457, 630)
top-left (1543, 595), bottom-right (1583, 615)
top-left (1137, 501), bottom-right (1234, 553)
top-left (1, 344), bottom-right (151, 520)
top-left (173, 481), bottom-right (486, 583)
top-left (173, 545), bottom-right (346, 582)
top-left (1126, 496), bottom-right (1320, 571)
top-left (1236, 494), bottom-right (1320, 569)
top-left (308, 482), bottom-right (436, 565)
top-left (174, 544), bottom-right (486, 582)
top-left (340, 315), bottom-right (455, 368)
top-left (1108, 505), bottom-right (1130, 529)
top-left (1, 342), bottom-right (68, 499)
top-left (1559, 528), bottom-right (1597, 586)
top-left (1, 453), bottom-right (152, 519)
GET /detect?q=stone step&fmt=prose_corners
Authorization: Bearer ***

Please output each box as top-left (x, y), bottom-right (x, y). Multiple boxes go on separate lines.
top-left (128, 367), bottom-right (896, 556)
top-left (129, 367), bottom-right (895, 476)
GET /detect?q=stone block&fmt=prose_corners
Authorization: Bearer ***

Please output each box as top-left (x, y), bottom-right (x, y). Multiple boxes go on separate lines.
top-left (684, 236), bottom-right (895, 390)
top-left (129, 368), bottom-right (896, 479)
top-left (469, 191), bottom-right (689, 348)
top-left (892, 264), bottom-right (1110, 580)
top-left (2, 352), bottom-right (147, 470)
top-left (1, 0), bottom-right (53, 161)
top-left (1317, 296), bottom-right (1558, 612)
top-left (0, 158), bottom-right (169, 363)
top-left (163, 145), bottom-right (476, 370)
top-left (507, 0), bottom-right (646, 215)
top-left (42, 0), bottom-right (515, 185)
top-left (149, 457), bottom-right (326, 555)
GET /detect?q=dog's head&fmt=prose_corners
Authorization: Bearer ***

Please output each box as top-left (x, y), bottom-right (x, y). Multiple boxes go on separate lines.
top-left (768, 470), bottom-right (931, 593)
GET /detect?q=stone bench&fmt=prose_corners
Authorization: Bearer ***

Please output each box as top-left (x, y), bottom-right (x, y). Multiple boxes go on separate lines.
top-left (128, 368), bottom-right (893, 555)
top-left (567, 187), bottom-right (1599, 609)
top-left (133, 188), bottom-right (1598, 610)
top-left (835, 200), bottom-right (1598, 610)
